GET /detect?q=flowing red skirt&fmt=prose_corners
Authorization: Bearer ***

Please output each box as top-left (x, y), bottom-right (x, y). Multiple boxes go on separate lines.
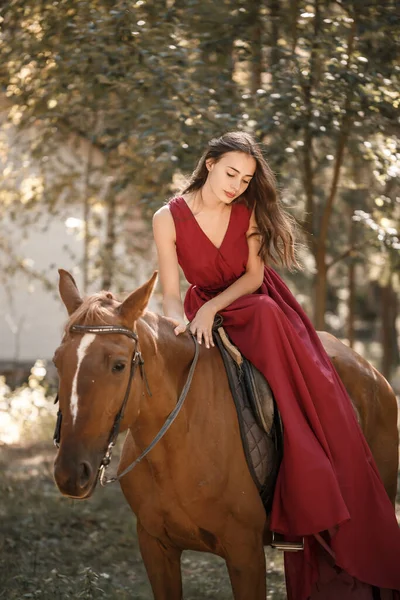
top-left (169, 196), bottom-right (400, 599)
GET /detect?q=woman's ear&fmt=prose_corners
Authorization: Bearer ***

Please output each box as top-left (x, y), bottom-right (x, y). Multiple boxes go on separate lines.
top-left (205, 158), bottom-right (214, 172)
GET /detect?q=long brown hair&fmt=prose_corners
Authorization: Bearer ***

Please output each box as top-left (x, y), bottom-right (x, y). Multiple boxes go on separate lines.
top-left (181, 131), bottom-right (302, 270)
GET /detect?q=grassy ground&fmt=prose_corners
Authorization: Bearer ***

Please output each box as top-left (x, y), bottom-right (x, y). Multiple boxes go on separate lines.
top-left (1, 387), bottom-right (398, 600)
top-left (0, 440), bottom-right (287, 600)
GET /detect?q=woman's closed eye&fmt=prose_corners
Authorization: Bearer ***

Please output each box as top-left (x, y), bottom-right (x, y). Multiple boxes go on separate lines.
top-left (227, 172), bottom-right (250, 185)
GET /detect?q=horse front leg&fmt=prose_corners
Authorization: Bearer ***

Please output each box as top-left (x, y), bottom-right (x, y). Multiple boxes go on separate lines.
top-left (224, 531), bottom-right (267, 600)
top-left (137, 520), bottom-right (183, 600)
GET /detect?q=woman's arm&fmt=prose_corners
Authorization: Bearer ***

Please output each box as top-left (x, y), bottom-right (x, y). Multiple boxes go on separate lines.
top-left (152, 206), bottom-right (186, 334)
top-left (190, 208), bottom-right (264, 348)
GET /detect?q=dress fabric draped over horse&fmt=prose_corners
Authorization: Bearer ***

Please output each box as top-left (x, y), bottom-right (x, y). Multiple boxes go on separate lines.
top-left (168, 196), bottom-right (400, 600)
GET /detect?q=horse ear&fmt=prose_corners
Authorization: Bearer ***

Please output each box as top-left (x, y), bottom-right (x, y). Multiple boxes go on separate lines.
top-left (58, 269), bottom-right (83, 315)
top-left (118, 271), bottom-right (158, 325)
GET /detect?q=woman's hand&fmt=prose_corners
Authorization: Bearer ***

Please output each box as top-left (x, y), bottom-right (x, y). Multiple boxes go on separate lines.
top-left (189, 302), bottom-right (216, 348)
top-left (164, 317), bottom-right (187, 336)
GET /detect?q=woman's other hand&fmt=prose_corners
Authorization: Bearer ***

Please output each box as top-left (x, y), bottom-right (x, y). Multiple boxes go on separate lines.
top-left (189, 302), bottom-right (216, 348)
top-left (164, 317), bottom-right (187, 336)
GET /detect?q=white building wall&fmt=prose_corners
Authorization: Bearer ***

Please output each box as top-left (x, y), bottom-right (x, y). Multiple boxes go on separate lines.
top-left (0, 97), bottom-right (157, 369)
top-left (0, 208), bottom-right (84, 362)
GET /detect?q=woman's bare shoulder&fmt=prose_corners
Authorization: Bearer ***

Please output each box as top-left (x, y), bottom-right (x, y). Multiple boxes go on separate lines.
top-left (152, 204), bottom-right (176, 242)
top-left (153, 194), bottom-right (187, 219)
top-left (153, 203), bottom-right (173, 222)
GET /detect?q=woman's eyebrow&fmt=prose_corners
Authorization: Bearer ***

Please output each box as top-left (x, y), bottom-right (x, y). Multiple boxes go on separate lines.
top-left (227, 166), bottom-right (254, 178)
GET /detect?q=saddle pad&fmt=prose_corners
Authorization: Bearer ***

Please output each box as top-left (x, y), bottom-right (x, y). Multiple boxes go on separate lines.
top-left (212, 326), bottom-right (282, 513)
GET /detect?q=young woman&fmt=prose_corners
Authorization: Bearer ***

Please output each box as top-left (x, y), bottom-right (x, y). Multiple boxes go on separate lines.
top-left (152, 131), bottom-right (400, 599)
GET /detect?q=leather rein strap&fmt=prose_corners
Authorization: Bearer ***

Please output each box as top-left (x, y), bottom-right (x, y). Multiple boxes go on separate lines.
top-left (53, 323), bottom-right (200, 486)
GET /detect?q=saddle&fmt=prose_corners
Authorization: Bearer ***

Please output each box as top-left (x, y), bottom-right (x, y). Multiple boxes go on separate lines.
top-left (212, 315), bottom-right (283, 514)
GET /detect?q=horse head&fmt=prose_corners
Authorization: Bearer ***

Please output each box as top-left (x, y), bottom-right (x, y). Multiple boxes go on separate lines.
top-left (53, 269), bottom-right (157, 499)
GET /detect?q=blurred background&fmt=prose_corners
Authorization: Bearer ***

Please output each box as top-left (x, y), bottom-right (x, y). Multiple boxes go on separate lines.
top-left (0, 1), bottom-right (399, 598)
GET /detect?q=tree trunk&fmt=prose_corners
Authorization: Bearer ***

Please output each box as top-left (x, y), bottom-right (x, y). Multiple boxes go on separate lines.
top-left (313, 16), bottom-right (356, 328)
top-left (250, 1), bottom-right (263, 95)
top-left (300, 0), bottom-right (321, 247)
top-left (381, 275), bottom-right (399, 380)
top-left (347, 261), bottom-right (355, 348)
top-left (314, 124), bottom-right (349, 330)
top-left (314, 245), bottom-right (328, 331)
top-left (301, 130), bottom-right (315, 247)
top-left (269, 0), bottom-right (280, 75)
top-left (346, 207), bottom-right (356, 348)
top-left (381, 281), bottom-right (392, 380)
top-left (101, 186), bottom-right (117, 290)
top-left (82, 143), bottom-right (93, 294)
top-left (290, 0), bottom-right (300, 55)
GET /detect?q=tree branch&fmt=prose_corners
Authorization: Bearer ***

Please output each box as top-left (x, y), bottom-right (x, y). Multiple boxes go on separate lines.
top-left (316, 17), bottom-right (357, 255)
top-left (327, 240), bottom-right (369, 271)
top-left (137, 49), bottom-right (224, 127)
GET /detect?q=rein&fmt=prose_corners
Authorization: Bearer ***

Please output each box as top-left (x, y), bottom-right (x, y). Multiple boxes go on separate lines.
top-left (53, 323), bottom-right (200, 486)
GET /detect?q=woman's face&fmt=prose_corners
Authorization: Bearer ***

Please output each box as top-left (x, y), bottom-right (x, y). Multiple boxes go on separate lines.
top-left (205, 151), bottom-right (256, 205)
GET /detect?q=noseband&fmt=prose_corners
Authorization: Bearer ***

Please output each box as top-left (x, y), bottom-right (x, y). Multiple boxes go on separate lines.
top-left (53, 323), bottom-right (199, 486)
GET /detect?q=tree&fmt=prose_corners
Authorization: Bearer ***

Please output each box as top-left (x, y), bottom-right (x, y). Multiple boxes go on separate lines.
top-left (1, 0), bottom-right (398, 373)
top-left (242, 0), bottom-right (399, 331)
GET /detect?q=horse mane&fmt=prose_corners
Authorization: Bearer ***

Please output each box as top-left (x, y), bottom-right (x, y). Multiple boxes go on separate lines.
top-left (64, 291), bottom-right (181, 358)
top-left (65, 291), bottom-right (120, 332)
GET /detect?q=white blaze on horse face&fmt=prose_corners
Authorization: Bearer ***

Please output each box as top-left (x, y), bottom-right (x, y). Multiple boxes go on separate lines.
top-left (70, 334), bottom-right (96, 425)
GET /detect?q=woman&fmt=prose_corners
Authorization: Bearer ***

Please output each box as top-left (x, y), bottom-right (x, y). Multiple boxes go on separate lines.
top-left (152, 131), bottom-right (400, 599)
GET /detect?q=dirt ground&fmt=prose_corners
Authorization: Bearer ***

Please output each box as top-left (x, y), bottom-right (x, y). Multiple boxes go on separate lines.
top-left (0, 440), bottom-right (287, 600)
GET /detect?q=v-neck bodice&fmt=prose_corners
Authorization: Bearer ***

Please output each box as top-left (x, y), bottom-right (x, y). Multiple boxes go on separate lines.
top-left (180, 196), bottom-right (234, 251)
top-left (168, 196), bottom-right (251, 298)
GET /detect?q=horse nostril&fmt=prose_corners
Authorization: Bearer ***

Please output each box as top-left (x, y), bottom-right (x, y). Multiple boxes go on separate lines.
top-left (78, 461), bottom-right (92, 488)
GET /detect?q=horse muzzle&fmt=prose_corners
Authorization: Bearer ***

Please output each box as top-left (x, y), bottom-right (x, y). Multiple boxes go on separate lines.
top-left (53, 443), bottom-right (103, 499)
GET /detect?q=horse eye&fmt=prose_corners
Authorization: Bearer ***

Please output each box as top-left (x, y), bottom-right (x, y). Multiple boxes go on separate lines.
top-left (112, 362), bottom-right (126, 373)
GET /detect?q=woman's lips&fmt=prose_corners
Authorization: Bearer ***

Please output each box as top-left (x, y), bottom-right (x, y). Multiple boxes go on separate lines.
top-left (224, 191), bottom-right (236, 199)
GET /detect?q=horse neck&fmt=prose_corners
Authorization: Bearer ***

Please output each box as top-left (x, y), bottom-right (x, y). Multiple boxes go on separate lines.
top-left (128, 314), bottom-right (240, 485)
top-left (129, 314), bottom-right (198, 442)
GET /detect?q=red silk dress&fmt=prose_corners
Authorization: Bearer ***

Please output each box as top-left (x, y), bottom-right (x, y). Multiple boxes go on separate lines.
top-left (168, 196), bottom-right (400, 599)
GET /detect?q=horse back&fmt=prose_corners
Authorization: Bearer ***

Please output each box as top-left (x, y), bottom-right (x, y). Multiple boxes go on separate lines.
top-left (318, 331), bottom-right (399, 504)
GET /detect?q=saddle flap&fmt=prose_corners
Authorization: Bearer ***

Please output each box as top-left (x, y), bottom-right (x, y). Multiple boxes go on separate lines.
top-left (243, 362), bottom-right (275, 435)
top-left (212, 318), bottom-right (283, 513)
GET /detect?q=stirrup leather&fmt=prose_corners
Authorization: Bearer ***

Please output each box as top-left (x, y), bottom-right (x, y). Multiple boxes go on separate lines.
top-left (270, 532), bottom-right (304, 552)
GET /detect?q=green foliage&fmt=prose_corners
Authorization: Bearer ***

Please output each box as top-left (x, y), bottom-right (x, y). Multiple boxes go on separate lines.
top-left (0, 0), bottom-right (398, 322)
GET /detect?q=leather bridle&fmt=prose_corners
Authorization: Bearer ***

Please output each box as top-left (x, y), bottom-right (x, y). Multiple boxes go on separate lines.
top-left (53, 323), bottom-right (200, 486)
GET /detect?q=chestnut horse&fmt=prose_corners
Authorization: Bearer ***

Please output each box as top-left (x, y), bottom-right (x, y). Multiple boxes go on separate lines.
top-left (53, 269), bottom-right (399, 600)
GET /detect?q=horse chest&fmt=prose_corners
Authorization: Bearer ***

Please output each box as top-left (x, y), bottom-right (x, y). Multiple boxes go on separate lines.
top-left (139, 501), bottom-right (197, 542)
top-left (137, 491), bottom-right (221, 553)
